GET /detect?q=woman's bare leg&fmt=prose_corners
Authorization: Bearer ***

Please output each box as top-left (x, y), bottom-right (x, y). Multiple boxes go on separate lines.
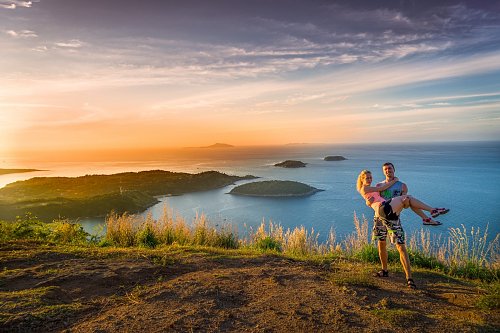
top-left (388, 196), bottom-right (407, 215)
top-left (407, 196), bottom-right (434, 212)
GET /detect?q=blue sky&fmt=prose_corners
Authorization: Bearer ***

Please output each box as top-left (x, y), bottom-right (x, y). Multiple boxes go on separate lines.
top-left (1, 0), bottom-right (500, 154)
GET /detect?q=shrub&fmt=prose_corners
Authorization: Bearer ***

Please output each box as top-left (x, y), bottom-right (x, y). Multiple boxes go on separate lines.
top-left (106, 212), bottom-right (137, 247)
top-left (137, 222), bottom-right (159, 248)
top-left (49, 220), bottom-right (89, 244)
top-left (0, 213), bottom-right (50, 242)
top-left (255, 236), bottom-right (282, 252)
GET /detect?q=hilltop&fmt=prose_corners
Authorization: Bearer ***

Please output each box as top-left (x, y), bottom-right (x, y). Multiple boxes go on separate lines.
top-left (0, 242), bottom-right (497, 333)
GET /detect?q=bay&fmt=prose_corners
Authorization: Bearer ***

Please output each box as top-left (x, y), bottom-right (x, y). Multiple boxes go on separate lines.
top-left (2, 141), bottom-right (499, 243)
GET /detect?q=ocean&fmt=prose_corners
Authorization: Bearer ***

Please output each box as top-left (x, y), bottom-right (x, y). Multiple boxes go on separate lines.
top-left (2, 141), bottom-right (499, 243)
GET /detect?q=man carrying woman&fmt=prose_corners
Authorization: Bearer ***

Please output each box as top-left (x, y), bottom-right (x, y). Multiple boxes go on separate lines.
top-left (357, 162), bottom-right (449, 289)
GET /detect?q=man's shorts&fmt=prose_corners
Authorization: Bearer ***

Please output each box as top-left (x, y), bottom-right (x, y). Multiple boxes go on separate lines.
top-left (378, 199), bottom-right (399, 221)
top-left (372, 216), bottom-right (405, 245)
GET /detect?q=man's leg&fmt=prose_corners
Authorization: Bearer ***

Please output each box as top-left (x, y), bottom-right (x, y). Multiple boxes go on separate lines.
top-left (396, 243), bottom-right (412, 280)
top-left (372, 217), bottom-right (388, 275)
top-left (378, 240), bottom-right (388, 271)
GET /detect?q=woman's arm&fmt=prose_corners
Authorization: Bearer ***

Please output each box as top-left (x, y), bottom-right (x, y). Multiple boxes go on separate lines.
top-left (361, 178), bottom-right (398, 194)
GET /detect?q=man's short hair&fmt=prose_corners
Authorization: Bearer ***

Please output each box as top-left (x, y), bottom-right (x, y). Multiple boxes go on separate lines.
top-left (383, 162), bottom-right (395, 171)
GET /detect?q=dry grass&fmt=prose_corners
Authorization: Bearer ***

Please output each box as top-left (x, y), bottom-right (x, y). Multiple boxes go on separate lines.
top-left (2, 207), bottom-right (498, 281)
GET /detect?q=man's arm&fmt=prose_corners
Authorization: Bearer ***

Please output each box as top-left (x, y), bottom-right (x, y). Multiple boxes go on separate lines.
top-left (401, 182), bottom-right (408, 195)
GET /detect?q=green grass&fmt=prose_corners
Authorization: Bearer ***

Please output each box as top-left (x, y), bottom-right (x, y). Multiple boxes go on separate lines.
top-left (0, 286), bottom-right (84, 326)
top-left (371, 308), bottom-right (423, 326)
top-left (476, 283), bottom-right (500, 310)
top-left (1, 210), bottom-right (498, 282)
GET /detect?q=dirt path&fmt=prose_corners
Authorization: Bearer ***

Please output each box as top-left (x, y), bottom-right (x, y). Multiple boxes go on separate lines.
top-left (0, 242), bottom-right (498, 332)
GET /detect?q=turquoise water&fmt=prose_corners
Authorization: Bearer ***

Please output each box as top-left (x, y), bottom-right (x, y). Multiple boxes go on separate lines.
top-left (3, 141), bottom-right (499, 243)
top-left (140, 142), bottom-right (500, 243)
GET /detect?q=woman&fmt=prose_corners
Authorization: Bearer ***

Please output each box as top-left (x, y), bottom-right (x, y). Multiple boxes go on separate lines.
top-left (356, 170), bottom-right (449, 225)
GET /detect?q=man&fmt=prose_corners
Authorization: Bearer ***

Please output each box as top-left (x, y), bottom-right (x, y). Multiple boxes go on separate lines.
top-left (368, 162), bottom-right (418, 289)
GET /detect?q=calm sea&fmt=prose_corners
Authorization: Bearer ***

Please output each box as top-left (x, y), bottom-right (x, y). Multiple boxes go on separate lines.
top-left (2, 141), bottom-right (499, 243)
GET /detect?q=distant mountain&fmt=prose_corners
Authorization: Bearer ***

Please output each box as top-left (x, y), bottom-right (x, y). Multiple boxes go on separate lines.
top-left (185, 143), bottom-right (235, 149)
top-left (0, 168), bottom-right (43, 175)
top-left (201, 143), bottom-right (235, 148)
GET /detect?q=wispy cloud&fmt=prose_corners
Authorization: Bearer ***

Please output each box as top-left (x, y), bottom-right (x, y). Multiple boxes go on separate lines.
top-left (5, 29), bottom-right (37, 38)
top-left (0, 0), bottom-right (35, 9)
top-left (54, 39), bottom-right (84, 48)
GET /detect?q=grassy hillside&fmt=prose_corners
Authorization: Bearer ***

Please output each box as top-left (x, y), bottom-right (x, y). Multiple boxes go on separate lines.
top-left (0, 191), bottom-right (158, 219)
top-left (0, 212), bottom-right (498, 332)
top-left (0, 170), bottom-right (256, 219)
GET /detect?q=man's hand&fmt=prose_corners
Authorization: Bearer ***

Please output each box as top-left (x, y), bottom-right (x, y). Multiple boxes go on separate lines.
top-left (365, 196), bottom-right (374, 207)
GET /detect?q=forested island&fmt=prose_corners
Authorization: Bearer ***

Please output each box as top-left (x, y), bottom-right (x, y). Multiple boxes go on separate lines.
top-left (324, 156), bottom-right (347, 161)
top-left (0, 170), bottom-right (256, 220)
top-left (229, 180), bottom-right (322, 197)
top-left (274, 160), bottom-right (307, 168)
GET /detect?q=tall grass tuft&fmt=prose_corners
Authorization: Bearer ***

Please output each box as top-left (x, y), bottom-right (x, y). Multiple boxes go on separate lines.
top-left (408, 223), bottom-right (499, 281)
top-left (446, 224), bottom-right (499, 280)
top-left (49, 219), bottom-right (88, 244)
top-left (103, 206), bottom-right (240, 249)
top-left (252, 220), bottom-right (283, 252)
top-left (136, 214), bottom-right (159, 248)
top-left (284, 226), bottom-right (320, 256)
top-left (343, 213), bottom-right (371, 256)
top-left (106, 212), bottom-right (138, 247)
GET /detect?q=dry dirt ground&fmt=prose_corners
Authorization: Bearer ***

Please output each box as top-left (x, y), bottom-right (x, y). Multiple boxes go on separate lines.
top-left (0, 241), bottom-right (498, 333)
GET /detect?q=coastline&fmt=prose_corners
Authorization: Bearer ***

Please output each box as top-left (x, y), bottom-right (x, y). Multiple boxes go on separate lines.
top-left (0, 168), bottom-right (44, 175)
top-left (228, 188), bottom-right (324, 197)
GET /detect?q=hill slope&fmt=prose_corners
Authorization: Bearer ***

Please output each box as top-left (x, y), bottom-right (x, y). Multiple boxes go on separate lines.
top-left (0, 170), bottom-right (256, 219)
top-left (0, 243), bottom-right (497, 333)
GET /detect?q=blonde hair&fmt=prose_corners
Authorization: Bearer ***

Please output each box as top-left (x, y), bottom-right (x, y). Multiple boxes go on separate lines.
top-left (356, 170), bottom-right (371, 192)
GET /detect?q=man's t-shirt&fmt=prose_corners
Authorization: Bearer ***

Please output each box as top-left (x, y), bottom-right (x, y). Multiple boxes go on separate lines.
top-left (377, 181), bottom-right (404, 200)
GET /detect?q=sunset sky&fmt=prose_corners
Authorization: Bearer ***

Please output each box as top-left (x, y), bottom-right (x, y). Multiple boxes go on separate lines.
top-left (1, 0), bottom-right (500, 156)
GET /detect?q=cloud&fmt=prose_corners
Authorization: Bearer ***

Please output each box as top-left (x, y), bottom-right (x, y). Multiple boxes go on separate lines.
top-left (32, 45), bottom-right (48, 52)
top-left (54, 39), bottom-right (84, 48)
top-left (430, 102), bottom-right (450, 106)
top-left (5, 29), bottom-right (37, 38)
top-left (0, 1), bottom-right (35, 9)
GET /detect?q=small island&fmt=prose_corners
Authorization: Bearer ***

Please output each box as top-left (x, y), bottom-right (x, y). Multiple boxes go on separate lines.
top-left (274, 160), bottom-right (307, 168)
top-left (324, 156), bottom-right (347, 161)
top-left (229, 180), bottom-right (322, 197)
